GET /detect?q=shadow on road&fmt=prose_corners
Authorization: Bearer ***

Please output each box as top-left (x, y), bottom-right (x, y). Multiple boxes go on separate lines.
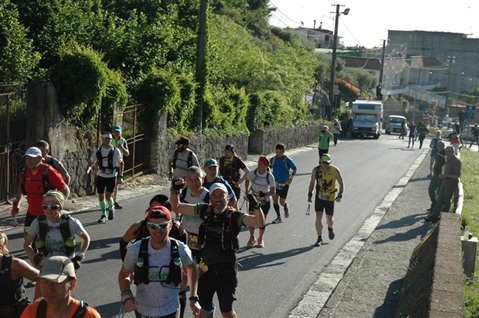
top-left (373, 278), bottom-right (403, 318)
top-left (236, 245), bottom-right (314, 271)
top-left (373, 214), bottom-right (433, 245)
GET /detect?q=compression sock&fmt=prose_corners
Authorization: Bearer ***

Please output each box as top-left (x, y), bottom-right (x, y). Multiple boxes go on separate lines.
top-left (430, 166), bottom-right (433, 174)
top-left (99, 200), bottom-right (107, 216)
top-left (274, 203), bottom-right (280, 217)
top-left (108, 198), bottom-right (114, 210)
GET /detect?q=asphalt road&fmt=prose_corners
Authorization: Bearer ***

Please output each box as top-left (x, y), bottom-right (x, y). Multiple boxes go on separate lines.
top-left (4, 133), bottom-right (427, 317)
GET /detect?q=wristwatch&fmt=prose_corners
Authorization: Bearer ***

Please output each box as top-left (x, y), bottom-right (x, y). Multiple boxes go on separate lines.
top-left (189, 296), bottom-right (199, 301)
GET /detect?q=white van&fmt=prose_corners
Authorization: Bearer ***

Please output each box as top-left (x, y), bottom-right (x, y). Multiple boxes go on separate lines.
top-left (385, 115), bottom-right (406, 135)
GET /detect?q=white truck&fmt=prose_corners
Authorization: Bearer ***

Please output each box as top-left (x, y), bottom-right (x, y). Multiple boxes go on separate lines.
top-left (351, 100), bottom-right (383, 139)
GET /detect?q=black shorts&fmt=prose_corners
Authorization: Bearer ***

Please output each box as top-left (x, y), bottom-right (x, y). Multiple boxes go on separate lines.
top-left (95, 175), bottom-right (116, 194)
top-left (198, 269), bottom-right (237, 313)
top-left (315, 198), bottom-right (335, 216)
top-left (249, 201), bottom-right (271, 215)
top-left (275, 184), bottom-right (290, 199)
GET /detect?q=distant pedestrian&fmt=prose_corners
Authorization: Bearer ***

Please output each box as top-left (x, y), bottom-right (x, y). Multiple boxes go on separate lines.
top-left (315, 125), bottom-right (334, 157)
top-left (270, 143), bottom-right (297, 223)
top-left (407, 122), bottom-right (416, 148)
top-left (36, 140), bottom-right (71, 186)
top-left (417, 123), bottom-right (429, 149)
top-left (83, 132), bottom-right (123, 223)
top-left (399, 120), bottom-right (407, 139)
top-left (329, 119), bottom-right (342, 146)
top-left (425, 145), bottom-right (461, 223)
top-left (307, 154), bottom-right (344, 247)
top-left (168, 136), bottom-right (199, 181)
top-left (429, 131), bottom-right (442, 177)
top-left (450, 131), bottom-right (461, 155)
top-left (111, 125), bottom-right (129, 210)
top-left (203, 158), bottom-right (237, 207)
top-left (468, 124), bottom-right (479, 150)
top-left (427, 141), bottom-right (446, 212)
top-left (458, 109), bottom-right (466, 132)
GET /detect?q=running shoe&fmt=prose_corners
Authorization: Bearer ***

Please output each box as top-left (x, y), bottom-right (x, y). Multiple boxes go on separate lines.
top-left (272, 216), bottom-right (283, 224)
top-left (284, 204), bottom-right (290, 218)
top-left (424, 216), bottom-right (439, 223)
top-left (247, 236), bottom-right (256, 248)
top-left (257, 238), bottom-right (264, 248)
top-left (108, 209), bottom-right (115, 220)
top-left (328, 228), bottom-right (335, 240)
top-left (114, 202), bottom-right (123, 209)
top-left (426, 206), bottom-right (435, 212)
top-left (98, 215), bottom-right (107, 223)
top-left (314, 238), bottom-right (323, 247)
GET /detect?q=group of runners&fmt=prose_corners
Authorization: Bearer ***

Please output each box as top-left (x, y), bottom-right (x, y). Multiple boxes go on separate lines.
top-left (1, 129), bottom-right (346, 318)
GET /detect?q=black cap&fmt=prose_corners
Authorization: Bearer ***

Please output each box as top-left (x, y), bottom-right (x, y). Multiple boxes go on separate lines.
top-left (175, 136), bottom-right (189, 145)
top-left (224, 144), bottom-right (235, 152)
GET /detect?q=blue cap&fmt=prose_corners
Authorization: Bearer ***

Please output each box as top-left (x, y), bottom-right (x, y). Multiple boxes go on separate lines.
top-left (113, 125), bottom-right (122, 131)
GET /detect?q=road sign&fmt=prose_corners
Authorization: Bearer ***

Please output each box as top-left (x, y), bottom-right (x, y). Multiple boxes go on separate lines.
top-left (423, 114), bottom-right (430, 122)
top-left (437, 122), bottom-right (444, 129)
top-left (466, 105), bottom-right (476, 120)
top-left (423, 108), bottom-right (429, 115)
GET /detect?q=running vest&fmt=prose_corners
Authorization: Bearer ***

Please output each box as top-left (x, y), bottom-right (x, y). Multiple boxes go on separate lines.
top-left (36, 299), bottom-right (89, 318)
top-left (219, 156), bottom-right (239, 181)
top-left (172, 150), bottom-right (193, 169)
top-left (316, 164), bottom-right (338, 201)
top-left (20, 165), bottom-right (53, 196)
top-left (270, 155), bottom-right (290, 172)
top-left (198, 206), bottom-right (239, 251)
top-left (133, 238), bottom-right (182, 286)
top-left (0, 255), bottom-right (25, 306)
top-left (250, 168), bottom-right (271, 186)
top-left (35, 214), bottom-right (76, 257)
top-left (95, 146), bottom-right (115, 173)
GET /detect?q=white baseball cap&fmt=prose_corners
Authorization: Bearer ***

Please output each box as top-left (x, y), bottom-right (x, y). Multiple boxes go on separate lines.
top-left (23, 147), bottom-right (42, 157)
top-left (209, 183), bottom-right (228, 194)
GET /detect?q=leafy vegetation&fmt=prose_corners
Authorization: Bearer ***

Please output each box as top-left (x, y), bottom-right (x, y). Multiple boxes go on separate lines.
top-left (3, 0), bottom-right (373, 134)
top-left (460, 149), bottom-right (479, 318)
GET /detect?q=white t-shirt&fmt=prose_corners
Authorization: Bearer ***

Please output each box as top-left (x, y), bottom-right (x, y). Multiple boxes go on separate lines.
top-left (124, 239), bottom-right (194, 317)
top-left (28, 216), bottom-right (86, 257)
top-left (247, 169), bottom-right (275, 202)
top-left (180, 187), bottom-right (209, 248)
top-left (89, 146), bottom-right (122, 178)
top-left (171, 149), bottom-right (199, 179)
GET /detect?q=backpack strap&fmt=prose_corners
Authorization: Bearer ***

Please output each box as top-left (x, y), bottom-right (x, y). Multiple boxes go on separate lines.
top-left (187, 151), bottom-right (193, 168)
top-left (37, 216), bottom-right (49, 256)
top-left (37, 299), bottom-right (47, 318)
top-left (20, 167), bottom-right (27, 195)
top-left (59, 215), bottom-right (75, 256)
top-left (172, 150), bottom-right (179, 169)
top-left (165, 239), bottom-right (182, 286)
top-left (71, 300), bottom-right (90, 318)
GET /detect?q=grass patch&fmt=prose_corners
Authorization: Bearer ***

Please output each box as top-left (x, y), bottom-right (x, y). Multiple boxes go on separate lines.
top-left (460, 148), bottom-right (479, 318)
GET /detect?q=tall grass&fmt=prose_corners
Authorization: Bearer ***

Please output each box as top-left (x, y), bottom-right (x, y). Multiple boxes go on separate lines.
top-left (460, 148), bottom-right (479, 318)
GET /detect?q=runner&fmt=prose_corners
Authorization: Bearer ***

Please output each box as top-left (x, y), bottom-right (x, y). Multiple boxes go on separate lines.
top-left (307, 154), bottom-right (344, 247)
top-left (36, 140), bottom-right (71, 185)
top-left (429, 131), bottom-right (443, 177)
top-left (329, 119), bottom-right (342, 146)
top-left (203, 158), bottom-right (237, 207)
top-left (407, 122), bottom-right (416, 148)
top-left (315, 125), bottom-right (334, 158)
top-left (218, 144), bottom-right (250, 208)
top-left (83, 132), bottom-right (123, 223)
top-left (111, 125), bottom-right (129, 210)
top-left (270, 143), bottom-right (297, 223)
top-left (168, 136), bottom-right (199, 180)
top-left (245, 156), bottom-right (275, 248)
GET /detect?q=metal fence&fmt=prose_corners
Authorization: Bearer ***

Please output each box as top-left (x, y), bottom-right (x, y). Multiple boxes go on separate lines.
top-left (0, 90), bottom-right (27, 203)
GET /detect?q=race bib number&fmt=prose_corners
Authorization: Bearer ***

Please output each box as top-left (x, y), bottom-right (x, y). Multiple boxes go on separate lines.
top-left (275, 183), bottom-right (285, 190)
top-left (148, 266), bottom-right (168, 282)
top-left (187, 232), bottom-right (201, 250)
top-left (101, 168), bottom-right (113, 174)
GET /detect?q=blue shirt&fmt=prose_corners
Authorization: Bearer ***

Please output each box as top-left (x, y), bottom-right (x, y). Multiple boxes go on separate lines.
top-left (203, 177), bottom-right (236, 201)
top-left (270, 156), bottom-right (297, 183)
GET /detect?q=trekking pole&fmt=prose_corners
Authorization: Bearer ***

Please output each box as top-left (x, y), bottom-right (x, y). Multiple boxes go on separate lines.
top-left (306, 202), bottom-right (311, 216)
top-left (118, 303), bottom-right (125, 318)
top-left (239, 198), bottom-right (246, 211)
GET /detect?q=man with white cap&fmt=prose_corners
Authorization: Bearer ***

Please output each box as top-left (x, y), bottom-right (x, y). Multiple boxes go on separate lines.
top-left (11, 147), bottom-right (70, 236)
top-left (20, 255), bottom-right (100, 317)
top-left (170, 182), bottom-right (265, 318)
top-left (111, 125), bottom-right (129, 210)
top-left (84, 132), bottom-right (123, 222)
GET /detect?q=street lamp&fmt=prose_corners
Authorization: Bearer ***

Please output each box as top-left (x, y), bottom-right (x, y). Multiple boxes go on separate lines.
top-left (329, 5), bottom-right (350, 116)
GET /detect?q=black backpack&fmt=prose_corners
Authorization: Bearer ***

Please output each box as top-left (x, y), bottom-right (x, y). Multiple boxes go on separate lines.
top-left (36, 214), bottom-right (76, 257)
top-left (20, 165), bottom-right (53, 196)
top-left (172, 150), bottom-right (193, 169)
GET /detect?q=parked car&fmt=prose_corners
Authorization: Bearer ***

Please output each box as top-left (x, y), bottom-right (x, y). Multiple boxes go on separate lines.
top-left (385, 115), bottom-right (406, 134)
top-left (444, 125), bottom-right (475, 141)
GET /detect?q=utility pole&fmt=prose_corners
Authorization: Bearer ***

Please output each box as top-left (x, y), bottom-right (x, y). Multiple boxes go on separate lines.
top-left (196, 0), bottom-right (208, 131)
top-left (446, 55), bottom-right (455, 116)
top-left (377, 39), bottom-right (387, 100)
top-left (329, 5), bottom-right (349, 117)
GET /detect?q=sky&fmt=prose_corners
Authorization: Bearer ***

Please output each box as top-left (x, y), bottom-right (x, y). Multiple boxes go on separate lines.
top-left (268, 0), bottom-right (479, 48)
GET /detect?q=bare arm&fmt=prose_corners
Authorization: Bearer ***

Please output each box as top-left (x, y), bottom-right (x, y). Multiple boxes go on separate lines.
top-left (185, 263), bottom-right (201, 314)
top-left (59, 185), bottom-right (70, 200)
top-left (169, 190), bottom-right (196, 216)
top-left (242, 206), bottom-right (265, 228)
top-left (23, 234), bottom-right (37, 265)
top-left (335, 168), bottom-right (344, 202)
top-left (11, 258), bottom-right (41, 299)
top-left (118, 265), bottom-right (139, 312)
top-left (78, 231), bottom-right (90, 254)
top-left (308, 167), bottom-right (316, 201)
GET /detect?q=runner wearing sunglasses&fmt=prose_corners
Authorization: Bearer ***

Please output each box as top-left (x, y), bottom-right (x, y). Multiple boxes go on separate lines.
top-left (23, 191), bottom-right (90, 270)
